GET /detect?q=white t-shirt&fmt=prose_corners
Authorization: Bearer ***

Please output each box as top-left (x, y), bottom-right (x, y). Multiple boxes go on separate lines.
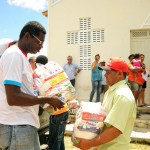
top-left (0, 45), bottom-right (40, 128)
top-left (0, 38), bottom-right (12, 57)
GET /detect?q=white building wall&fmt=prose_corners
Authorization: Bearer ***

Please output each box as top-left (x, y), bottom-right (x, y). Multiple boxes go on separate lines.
top-left (48, 0), bottom-right (150, 102)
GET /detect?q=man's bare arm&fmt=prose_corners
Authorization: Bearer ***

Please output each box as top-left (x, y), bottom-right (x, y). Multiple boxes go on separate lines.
top-left (75, 126), bottom-right (122, 149)
top-left (92, 126), bottom-right (122, 146)
top-left (5, 85), bottom-right (64, 110)
top-left (128, 66), bottom-right (144, 73)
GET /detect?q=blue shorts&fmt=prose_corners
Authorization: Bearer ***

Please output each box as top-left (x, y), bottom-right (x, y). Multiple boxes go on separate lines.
top-left (0, 124), bottom-right (40, 150)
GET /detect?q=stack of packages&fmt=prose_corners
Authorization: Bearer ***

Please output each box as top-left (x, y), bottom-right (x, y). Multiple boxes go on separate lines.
top-left (33, 61), bottom-right (77, 115)
top-left (72, 101), bottom-right (106, 148)
top-left (68, 100), bottom-right (79, 123)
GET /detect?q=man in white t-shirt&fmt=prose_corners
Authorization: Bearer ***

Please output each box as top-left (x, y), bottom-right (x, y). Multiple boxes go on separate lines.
top-left (0, 21), bottom-right (64, 150)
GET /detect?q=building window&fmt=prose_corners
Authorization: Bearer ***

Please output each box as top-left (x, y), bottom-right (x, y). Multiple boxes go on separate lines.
top-left (67, 17), bottom-right (105, 70)
top-left (131, 31), bottom-right (147, 37)
top-left (67, 32), bottom-right (78, 44)
top-left (92, 29), bottom-right (104, 42)
top-left (80, 18), bottom-right (91, 31)
top-left (80, 45), bottom-right (91, 70)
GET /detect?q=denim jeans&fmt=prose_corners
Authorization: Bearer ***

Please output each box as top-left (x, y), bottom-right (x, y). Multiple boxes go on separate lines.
top-left (89, 80), bottom-right (102, 102)
top-left (48, 111), bottom-right (69, 150)
top-left (0, 124), bottom-right (40, 150)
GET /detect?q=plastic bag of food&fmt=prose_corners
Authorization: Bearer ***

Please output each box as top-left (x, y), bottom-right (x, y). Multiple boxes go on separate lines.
top-left (72, 101), bottom-right (106, 142)
top-left (33, 61), bottom-right (77, 114)
top-left (68, 99), bottom-right (79, 109)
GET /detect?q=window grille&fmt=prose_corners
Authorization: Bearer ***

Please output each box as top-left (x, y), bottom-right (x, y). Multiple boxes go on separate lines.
top-left (92, 29), bottom-right (104, 42)
top-left (80, 18), bottom-right (91, 31)
top-left (80, 45), bottom-right (91, 70)
top-left (131, 31), bottom-right (147, 37)
top-left (66, 18), bottom-right (105, 70)
top-left (67, 32), bottom-right (78, 44)
top-left (79, 31), bottom-right (91, 44)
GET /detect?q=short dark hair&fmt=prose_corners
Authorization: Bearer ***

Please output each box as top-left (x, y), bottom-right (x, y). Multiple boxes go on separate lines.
top-left (134, 53), bottom-right (140, 59)
top-left (128, 54), bottom-right (134, 60)
top-left (19, 21), bottom-right (46, 40)
top-left (36, 55), bottom-right (48, 65)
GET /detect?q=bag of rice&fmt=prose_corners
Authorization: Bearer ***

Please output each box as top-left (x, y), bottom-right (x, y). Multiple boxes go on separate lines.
top-left (72, 101), bottom-right (106, 143)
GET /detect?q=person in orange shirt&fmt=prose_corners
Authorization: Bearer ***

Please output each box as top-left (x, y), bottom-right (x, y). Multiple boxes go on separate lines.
top-left (128, 54), bottom-right (145, 104)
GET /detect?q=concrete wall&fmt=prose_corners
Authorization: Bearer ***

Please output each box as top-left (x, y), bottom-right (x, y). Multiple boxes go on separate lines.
top-left (48, 0), bottom-right (150, 103)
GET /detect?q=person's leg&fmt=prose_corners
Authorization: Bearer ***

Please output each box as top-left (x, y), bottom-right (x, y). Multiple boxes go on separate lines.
top-left (138, 88), bottom-right (145, 106)
top-left (9, 125), bottom-right (40, 150)
top-left (129, 81), bottom-right (143, 118)
top-left (96, 81), bottom-right (102, 102)
top-left (70, 79), bottom-right (75, 87)
top-left (100, 84), bottom-right (104, 102)
top-left (129, 81), bottom-right (140, 104)
top-left (103, 85), bottom-right (108, 93)
top-left (48, 111), bottom-right (69, 150)
top-left (89, 81), bottom-right (97, 102)
top-left (141, 88), bottom-right (145, 106)
top-left (138, 81), bottom-right (146, 106)
top-left (0, 124), bottom-right (12, 150)
top-left (100, 84), bottom-right (108, 103)
top-left (101, 85), bottom-right (104, 94)
top-left (132, 91), bottom-right (139, 103)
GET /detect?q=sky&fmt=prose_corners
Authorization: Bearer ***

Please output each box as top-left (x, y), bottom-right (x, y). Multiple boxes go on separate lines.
top-left (0, 0), bottom-right (48, 55)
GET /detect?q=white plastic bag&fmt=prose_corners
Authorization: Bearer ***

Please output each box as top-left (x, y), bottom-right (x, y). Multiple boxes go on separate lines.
top-left (72, 101), bottom-right (106, 140)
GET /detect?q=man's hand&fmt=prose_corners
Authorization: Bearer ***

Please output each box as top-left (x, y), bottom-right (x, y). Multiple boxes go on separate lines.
top-left (48, 95), bottom-right (64, 110)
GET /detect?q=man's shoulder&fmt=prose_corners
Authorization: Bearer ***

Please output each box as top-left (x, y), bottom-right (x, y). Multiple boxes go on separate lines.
top-left (72, 63), bottom-right (80, 68)
top-left (4, 45), bottom-right (20, 55)
top-left (72, 63), bottom-right (77, 66)
top-left (1, 45), bottom-right (24, 62)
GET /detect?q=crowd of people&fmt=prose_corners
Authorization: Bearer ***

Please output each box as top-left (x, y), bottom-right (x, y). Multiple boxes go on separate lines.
top-left (0, 20), bottom-right (149, 150)
top-left (89, 53), bottom-right (149, 107)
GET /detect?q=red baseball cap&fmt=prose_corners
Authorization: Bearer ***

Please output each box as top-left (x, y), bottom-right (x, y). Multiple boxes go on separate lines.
top-left (98, 57), bottom-right (128, 72)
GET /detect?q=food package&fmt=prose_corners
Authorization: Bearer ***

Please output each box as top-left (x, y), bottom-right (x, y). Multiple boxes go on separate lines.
top-left (68, 99), bottom-right (79, 109)
top-left (72, 101), bottom-right (106, 142)
top-left (33, 61), bottom-right (77, 114)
